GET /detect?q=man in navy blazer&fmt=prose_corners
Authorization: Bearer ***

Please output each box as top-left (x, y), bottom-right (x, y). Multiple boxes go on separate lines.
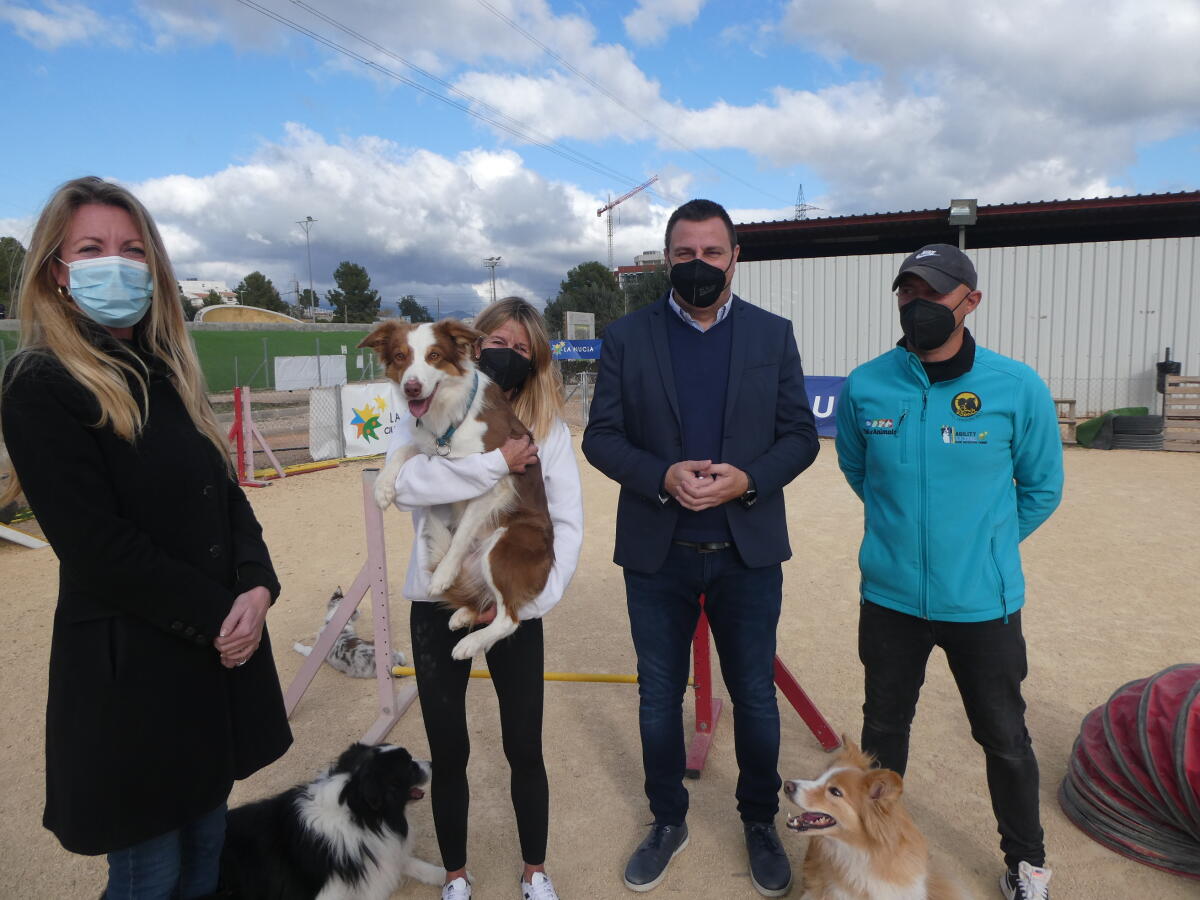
top-left (583, 199), bottom-right (819, 896)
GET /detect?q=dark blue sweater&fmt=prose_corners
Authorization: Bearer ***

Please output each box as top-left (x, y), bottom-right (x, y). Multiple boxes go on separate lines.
top-left (666, 308), bottom-right (733, 542)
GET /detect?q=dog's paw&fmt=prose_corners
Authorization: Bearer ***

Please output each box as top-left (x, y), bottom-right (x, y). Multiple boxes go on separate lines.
top-left (447, 607), bottom-right (477, 631)
top-left (427, 565), bottom-right (456, 597)
top-left (451, 632), bottom-right (490, 660)
top-left (373, 477), bottom-right (397, 510)
top-left (405, 859), bottom-right (446, 886)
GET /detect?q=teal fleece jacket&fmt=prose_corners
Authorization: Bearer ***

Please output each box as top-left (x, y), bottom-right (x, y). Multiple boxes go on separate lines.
top-left (835, 344), bottom-right (1064, 622)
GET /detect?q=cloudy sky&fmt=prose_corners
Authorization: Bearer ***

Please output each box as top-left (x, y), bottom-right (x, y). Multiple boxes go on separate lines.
top-left (2, 0), bottom-right (1197, 313)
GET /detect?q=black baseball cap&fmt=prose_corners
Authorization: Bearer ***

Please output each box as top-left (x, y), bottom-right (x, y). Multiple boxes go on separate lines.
top-left (892, 243), bottom-right (977, 294)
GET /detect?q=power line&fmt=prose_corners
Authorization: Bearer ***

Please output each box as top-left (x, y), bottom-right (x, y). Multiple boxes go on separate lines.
top-left (234, 0), bottom-right (654, 192)
top-left (474, 0), bottom-right (791, 207)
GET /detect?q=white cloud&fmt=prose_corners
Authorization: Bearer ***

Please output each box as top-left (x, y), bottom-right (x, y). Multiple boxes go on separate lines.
top-left (623, 0), bottom-right (706, 45)
top-left (130, 124), bottom-right (669, 307)
top-left (130, 0), bottom-right (1197, 219)
top-left (1, 0), bottom-right (131, 49)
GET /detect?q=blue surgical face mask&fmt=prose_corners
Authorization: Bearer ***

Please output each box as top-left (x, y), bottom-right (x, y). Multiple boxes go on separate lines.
top-left (61, 255), bottom-right (153, 328)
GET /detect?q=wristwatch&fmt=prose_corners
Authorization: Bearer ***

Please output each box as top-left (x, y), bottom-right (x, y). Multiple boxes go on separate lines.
top-left (739, 474), bottom-right (758, 509)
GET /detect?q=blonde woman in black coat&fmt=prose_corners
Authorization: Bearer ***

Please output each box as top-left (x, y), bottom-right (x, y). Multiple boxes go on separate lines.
top-left (0, 177), bottom-right (292, 899)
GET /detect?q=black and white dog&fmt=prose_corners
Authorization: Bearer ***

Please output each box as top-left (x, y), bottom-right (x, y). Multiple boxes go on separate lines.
top-left (221, 742), bottom-right (445, 899)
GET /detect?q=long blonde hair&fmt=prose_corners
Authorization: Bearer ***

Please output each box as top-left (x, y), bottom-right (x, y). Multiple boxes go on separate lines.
top-left (1, 176), bottom-right (228, 505)
top-left (474, 296), bottom-right (564, 443)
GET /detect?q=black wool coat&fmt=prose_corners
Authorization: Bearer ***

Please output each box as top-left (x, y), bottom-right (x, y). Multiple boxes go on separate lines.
top-left (1, 344), bottom-right (292, 855)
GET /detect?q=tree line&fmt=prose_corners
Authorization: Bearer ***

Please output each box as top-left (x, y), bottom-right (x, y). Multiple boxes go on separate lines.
top-left (1, 232), bottom-right (670, 333)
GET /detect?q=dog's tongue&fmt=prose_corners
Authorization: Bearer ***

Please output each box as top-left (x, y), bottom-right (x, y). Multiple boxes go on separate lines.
top-left (409, 787), bottom-right (425, 800)
top-left (408, 396), bottom-right (433, 419)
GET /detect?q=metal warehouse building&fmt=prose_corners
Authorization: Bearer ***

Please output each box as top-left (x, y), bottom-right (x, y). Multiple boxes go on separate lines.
top-left (731, 192), bottom-right (1200, 417)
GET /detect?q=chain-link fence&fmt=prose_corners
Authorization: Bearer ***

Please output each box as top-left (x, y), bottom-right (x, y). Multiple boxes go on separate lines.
top-left (192, 330), bottom-right (384, 393)
top-left (562, 369), bottom-right (596, 429)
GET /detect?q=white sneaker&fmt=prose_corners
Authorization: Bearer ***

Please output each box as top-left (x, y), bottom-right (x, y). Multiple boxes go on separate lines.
top-left (1000, 861), bottom-right (1051, 900)
top-left (521, 871), bottom-right (560, 900)
top-left (443, 875), bottom-right (473, 900)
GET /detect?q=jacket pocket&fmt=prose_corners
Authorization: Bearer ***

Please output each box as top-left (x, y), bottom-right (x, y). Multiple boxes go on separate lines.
top-left (989, 537), bottom-right (1008, 615)
top-left (898, 406), bottom-right (911, 464)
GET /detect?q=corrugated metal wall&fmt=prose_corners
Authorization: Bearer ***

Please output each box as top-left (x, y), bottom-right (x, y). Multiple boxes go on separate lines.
top-left (732, 237), bottom-right (1200, 417)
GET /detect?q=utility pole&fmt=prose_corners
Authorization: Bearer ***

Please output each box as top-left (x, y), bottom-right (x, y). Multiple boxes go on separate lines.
top-left (482, 256), bottom-right (502, 305)
top-left (296, 216), bottom-right (317, 318)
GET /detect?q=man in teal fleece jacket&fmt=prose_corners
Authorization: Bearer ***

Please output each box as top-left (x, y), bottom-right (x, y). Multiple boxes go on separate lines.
top-left (835, 244), bottom-right (1063, 900)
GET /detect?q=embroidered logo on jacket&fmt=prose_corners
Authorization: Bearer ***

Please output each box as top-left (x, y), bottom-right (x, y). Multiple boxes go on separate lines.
top-left (863, 417), bottom-right (898, 435)
top-left (940, 425), bottom-right (989, 444)
top-left (951, 391), bottom-right (981, 417)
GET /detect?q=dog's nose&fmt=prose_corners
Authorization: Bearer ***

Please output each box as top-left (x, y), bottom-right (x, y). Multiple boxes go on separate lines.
top-left (403, 378), bottom-right (422, 398)
top-left (783, 780), bottom-right (798, 795)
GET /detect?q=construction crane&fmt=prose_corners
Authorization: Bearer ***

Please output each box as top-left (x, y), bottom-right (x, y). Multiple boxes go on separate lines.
top-left (597, 175), bottom-right (659, 271)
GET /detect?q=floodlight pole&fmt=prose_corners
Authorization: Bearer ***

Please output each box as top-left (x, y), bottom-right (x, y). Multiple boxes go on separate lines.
top-left (947, 199), bottom-right (978, 250)
top-left (297, 216), bottom-right (317, 317)
top-left (482, 256), bottom-right (502, 305)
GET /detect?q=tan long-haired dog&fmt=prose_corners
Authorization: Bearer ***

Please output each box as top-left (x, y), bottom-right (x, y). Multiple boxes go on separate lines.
top-left (783, 740), bottom-right (970, 900)
top-left (360, 319), bottom-right (554, 660)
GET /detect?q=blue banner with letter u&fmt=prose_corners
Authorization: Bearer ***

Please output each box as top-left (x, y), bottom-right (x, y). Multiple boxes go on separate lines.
top-left (806, 375), bottom-right (844, 437)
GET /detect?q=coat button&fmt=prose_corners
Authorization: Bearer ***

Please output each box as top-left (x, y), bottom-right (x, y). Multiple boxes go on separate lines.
top-left (202, 484), bottom-right (214, 497)
top-left (209, 544), bottom-right (221, 557)
top-left (194, 634), bottom-right (208, 646)
top-left (184, 626), bottom-right (196, 638)
top-left (170, 621), bottom-right (183, 631)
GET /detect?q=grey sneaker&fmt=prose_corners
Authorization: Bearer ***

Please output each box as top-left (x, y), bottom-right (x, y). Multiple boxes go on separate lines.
top-left (1000, 862), bottom-right (1051, 900)
top-left (744, 822), bottom-right (792, 896)
top-left (622, 823), bottom-right (689, 892)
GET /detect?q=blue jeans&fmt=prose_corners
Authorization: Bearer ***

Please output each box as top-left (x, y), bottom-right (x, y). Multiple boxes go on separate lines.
top-left (105, 802), bottom-right (227, 900)
top-left (625, 542), bottom-right (783, 826)
top-left (858, 600), bottom-right (1044, 870)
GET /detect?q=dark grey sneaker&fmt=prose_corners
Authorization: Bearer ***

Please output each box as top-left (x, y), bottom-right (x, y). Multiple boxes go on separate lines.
top-left (622, 823), bottom-right (689, 892)
top-left (744, 821), bottom-right (792, 897)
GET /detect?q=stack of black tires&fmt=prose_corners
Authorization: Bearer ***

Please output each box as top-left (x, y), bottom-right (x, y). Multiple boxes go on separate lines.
top-left (1110, 415), bottom-right (1164, 451)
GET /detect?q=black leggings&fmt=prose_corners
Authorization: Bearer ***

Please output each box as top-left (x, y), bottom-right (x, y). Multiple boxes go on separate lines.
top-left (409, 603), bottom-right (548, 871)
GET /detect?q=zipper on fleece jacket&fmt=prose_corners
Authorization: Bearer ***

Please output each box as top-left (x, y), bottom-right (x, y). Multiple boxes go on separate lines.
top-left (919, 388), bottom-right (929, 619)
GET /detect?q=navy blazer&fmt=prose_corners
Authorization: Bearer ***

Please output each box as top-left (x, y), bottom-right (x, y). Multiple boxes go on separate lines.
top-left (582, 294), bottom-right (819, 573)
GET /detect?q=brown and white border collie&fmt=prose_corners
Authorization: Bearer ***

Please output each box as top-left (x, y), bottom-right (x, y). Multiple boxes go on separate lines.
top-left (782, 740), bottom-right (969, 900)
top-left (359, 319), bottom-right (554, 660)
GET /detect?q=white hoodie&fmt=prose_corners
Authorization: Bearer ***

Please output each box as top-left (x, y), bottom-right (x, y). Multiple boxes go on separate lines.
top-left (385, 414), bottom-right (583, 619)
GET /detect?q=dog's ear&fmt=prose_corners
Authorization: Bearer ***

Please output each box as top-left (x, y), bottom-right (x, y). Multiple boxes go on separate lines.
top-left (864, 768), bottom-right (903, 804)
top-left (334, 742), bottom-right (374, 774)
top-left (359, 320), bottom-right (408, 357)
top-left (837, 737), bottom-right (877, 770)
top-left (438, 318), bottom-right (485, 352)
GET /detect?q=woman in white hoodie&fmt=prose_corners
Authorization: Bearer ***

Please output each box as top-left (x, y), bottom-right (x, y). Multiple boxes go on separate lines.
top-left (384, 297), bottom-right (583, 900)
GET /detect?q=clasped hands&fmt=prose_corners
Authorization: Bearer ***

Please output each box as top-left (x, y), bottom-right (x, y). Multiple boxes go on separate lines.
top-left (215, 586), bottom-right (272, 669)
top-left (664, 459), bottom-right (748, 511)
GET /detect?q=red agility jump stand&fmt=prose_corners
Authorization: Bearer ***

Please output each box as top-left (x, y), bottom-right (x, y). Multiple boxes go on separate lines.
top-left (283, 469), bottom-right (417, 744)
top-left (684, 595), bottom-right (839, 778)
top-left (227, 386), bottom-right (285, 487)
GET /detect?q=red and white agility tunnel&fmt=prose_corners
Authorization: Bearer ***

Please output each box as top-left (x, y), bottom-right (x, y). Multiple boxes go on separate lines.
top-left (1059, 663), bottom-right (1200, 879)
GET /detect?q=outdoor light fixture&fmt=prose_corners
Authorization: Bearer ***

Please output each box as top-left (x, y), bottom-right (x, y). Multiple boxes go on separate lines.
top-left (948, 198), bottom-right (978, 249)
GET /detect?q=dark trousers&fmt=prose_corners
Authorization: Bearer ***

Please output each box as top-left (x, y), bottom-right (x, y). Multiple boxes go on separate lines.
top-left (410, 603), bottom-right (548, 871)
top-left (624, 543), bottom-right (783, 826)
top-left (858, 600), bottom-right (1045, 870)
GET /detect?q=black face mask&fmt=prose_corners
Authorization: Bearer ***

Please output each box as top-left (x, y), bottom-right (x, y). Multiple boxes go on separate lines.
top-left (669, 258), bottom-right (730, 308)
top-left (900, 295), bottom-right (968, 351)
top-left (478, 347), bottom-right (532, 392)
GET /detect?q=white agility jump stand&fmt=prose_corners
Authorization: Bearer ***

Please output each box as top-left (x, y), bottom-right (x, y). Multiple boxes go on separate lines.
top-left (283, 469), bottom-right (418, 744)
top-left (0, 522), bottom-right (48, 549)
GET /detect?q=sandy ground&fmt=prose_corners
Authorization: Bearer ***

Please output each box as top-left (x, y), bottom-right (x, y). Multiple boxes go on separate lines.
top-left (1, 439), bottom-right (1198, 899)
